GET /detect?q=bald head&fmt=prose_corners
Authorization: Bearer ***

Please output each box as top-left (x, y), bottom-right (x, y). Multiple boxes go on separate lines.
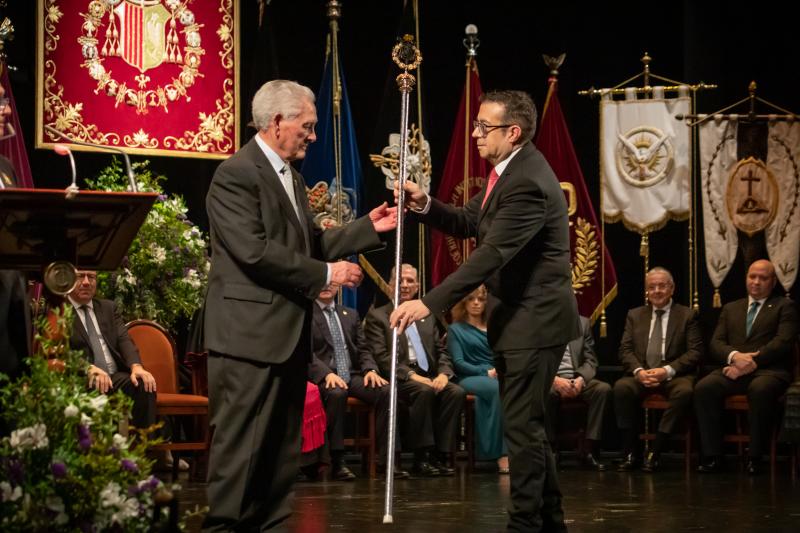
top-left (746, 259), bottom-right (776, 300)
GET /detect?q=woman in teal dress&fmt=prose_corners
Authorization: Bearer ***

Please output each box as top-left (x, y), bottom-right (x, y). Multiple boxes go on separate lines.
top-left (447, 286), bottom-right (508, 473)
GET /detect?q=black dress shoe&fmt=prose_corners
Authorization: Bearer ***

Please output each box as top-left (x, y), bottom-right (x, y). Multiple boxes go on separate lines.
top-left (746, 459), bottom-right (762, 476)
top-left (411, 461), bottom-right (440, 477)
top-left (430, 459), bottom-right (455, 476)
top-left (581, 452), bottom-right (607, 471)
top-left (331, 465), bottom-right (357, 481)
top-left (696, 458), bottom-right (722, 473)
top-left (378, 465), bottom-right (410, 479)
top-left (641, 452), bottom-right (659, 473)
top-left (616, 453), bottom-right (641, 472)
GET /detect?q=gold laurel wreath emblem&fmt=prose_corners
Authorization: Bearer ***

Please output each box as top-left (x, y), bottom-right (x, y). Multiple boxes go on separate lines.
top-left (571, 217), bottom-right (599, 293)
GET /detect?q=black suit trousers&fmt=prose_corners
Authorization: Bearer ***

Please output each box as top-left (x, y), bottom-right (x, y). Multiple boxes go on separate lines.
top-left (110, 371), bottom-right (156, 431)
top-left (613, 375), bottom-right (694, 435)
top-left (496, 345), bottom-right (567, 533)
top-left (318, 375), bottom-right (393, 460)
top-left (397, 379), bottom-right (466, 453)
top-left (694, 369), bottom-right (788, 457)
top-left (203, 350), bottom-right (306, 532)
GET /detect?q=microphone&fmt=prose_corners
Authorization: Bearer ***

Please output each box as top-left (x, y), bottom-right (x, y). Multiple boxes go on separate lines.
top-left (44, 125), bottom-right (138, 192)
top-left (53, 143), bottom-right (79, 199)
top-left (463, 24), bottom-right (480, 57)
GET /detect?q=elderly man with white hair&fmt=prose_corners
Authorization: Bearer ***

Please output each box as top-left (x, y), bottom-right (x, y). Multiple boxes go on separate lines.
top-left (202, 80), bottom-right (397, 532)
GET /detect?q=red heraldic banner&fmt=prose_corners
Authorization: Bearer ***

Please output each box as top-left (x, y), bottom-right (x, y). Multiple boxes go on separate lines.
top-left (430, 61), bottom-right (488, 287)
top-left (36, 0), bottom-right (239, 159)
top-left (536, 77), bottom-right (617, 322)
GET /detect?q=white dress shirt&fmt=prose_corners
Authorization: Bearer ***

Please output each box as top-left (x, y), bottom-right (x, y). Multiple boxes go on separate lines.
top-left (68, 297), bottom-right (118, 374)
top-left (634, 300), bottom-right (675, 379)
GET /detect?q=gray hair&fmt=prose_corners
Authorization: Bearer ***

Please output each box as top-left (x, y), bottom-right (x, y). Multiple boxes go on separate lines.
top-left (390, 263), bottom-right (418, 282)
top-left (645, 267), bottom-right (674, 286)
top-left (251, 80), bottom-right (315, 131)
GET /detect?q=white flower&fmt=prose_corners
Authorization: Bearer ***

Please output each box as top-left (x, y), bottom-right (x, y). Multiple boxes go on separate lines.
top-left (151, 245), bottom-right (167, 264)
top-left (89, 395), bottom-right (108, 411)
top-left (184, 269), bottom-right (202, 289)
top-left (46, 495), bottom-right (69, 524)
top-left (120, 268), bottom-right (137, 287)
top-left (98, 481), bottom-right (140, 525)
top-left (64, 404), bottom-right (79, 418)
top-left (100, 481), bottom-right (124, 508)
top-left (113, 433), bottom-right (128, 450)
top-left (9, 423), bottom-right (49, 450)
top-left (81, 412), bottom-right (93, 427)
top-left (0, 482), bottom-right (22, 502)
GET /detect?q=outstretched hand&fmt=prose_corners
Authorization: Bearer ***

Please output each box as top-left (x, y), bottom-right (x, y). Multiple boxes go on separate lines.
top-left (368, 202), bottom-right (398, 233)
top-left (389, 299), bottom-right (431, 334)
top-left (393, 180), bottom-right (428, 211)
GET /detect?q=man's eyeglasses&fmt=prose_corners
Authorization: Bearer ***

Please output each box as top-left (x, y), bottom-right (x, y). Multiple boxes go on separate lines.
top-left (0, 98), bottom-right (9, 110)
top-left (473, 120), bottom-right (513, 138)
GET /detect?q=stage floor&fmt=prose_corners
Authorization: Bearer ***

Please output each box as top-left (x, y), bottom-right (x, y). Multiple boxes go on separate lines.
top-left (175, 457), bottom-right (800, 532)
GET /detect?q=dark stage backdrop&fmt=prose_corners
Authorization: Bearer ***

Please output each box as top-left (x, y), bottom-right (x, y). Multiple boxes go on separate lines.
top-left (5, 0), bottom-right (798, 368)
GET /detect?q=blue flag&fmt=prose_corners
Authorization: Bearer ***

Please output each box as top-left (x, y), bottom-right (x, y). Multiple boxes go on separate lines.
top-left (301, 52), bottom-right (363, 309)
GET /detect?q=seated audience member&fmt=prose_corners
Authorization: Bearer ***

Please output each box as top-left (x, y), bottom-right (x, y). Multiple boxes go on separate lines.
top-left (68, 270), bottom-right (157, 432)
top-left (309, 283), bottom-right (401, 479)
top-left (365, 264), bottom-right (466, 477)
top-left (613, 267), bottom-right (702, 472)
top-left (546, 316), bottom-right (611, 471)
top-left (447, 286), bottom-right (509, 473)
top-left (695, 259), bottom-right (799, 475)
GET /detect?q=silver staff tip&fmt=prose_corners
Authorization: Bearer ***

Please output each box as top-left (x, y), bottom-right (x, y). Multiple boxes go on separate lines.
top-left (382, 515), bottom-right (394, 524)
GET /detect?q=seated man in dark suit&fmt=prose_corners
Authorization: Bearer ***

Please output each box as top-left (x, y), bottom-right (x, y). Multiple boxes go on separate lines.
top-left (309, 283), bottom-right (401, 480)
top-left (613, 267), bottom-right (702, 472)
top-left (364, 264), bottom-right (466, 477)
top-left (695, 259), bottom-right (799, 475)
top-left (68, 270), bottom-right (157, 432)
top-left (546, 316), bottom-right (611, 471)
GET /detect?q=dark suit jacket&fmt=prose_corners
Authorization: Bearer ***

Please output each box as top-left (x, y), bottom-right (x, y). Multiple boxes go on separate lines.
top-left (203, 137), bottom-right (382, 363)
top-left (0, 157), bottom-right (31, 379)
top-left (565, 316), bottom-right (600, 382)
top-left (418, 142), bottom-right (579, 351)
top-left (364, 302), bottom-right (455, 381)
top-left (70, 298), bottom-right (141, 371)
top-left (308, 303), bottom-right (378, 383)
top-left (618, 302), bottom-right (703, 376)
top-left (710, 295), bottom-right (799, 381)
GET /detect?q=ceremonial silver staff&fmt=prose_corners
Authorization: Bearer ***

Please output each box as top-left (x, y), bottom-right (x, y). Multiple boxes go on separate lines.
top-left (383, 34), bottom-right (422, 525)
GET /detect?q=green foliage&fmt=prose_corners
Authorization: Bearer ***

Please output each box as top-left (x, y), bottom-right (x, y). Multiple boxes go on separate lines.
top-left (86, 158), bottom-right (210, 332)
top-left (0, 307), bottom-right (174, 531)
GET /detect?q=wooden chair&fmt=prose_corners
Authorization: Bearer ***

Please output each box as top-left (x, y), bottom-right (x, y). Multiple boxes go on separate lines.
top-left (463, 394), bottom-right (476, 470)
top-left (721, 343), bottom-right (800, 477)
top-left (126, 319), bottom-right (210, 481)
top-left (640, 392), bottom-right (693, 474)
top-left (343, 396), bottom-right (376, 478)
top-left (552, 397), bottom-right (588, 459)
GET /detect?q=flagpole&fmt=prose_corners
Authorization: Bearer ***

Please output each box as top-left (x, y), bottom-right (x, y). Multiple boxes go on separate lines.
top-left (462, 25), bottom-right (479, 263)
top-left (327, 0), bottom-right (344, 306)
top-left (383, 35), bottom-right (421, 525)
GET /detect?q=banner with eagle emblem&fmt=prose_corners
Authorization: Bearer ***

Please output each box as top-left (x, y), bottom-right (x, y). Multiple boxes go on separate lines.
top-left (700, 118), bottom-right (800, 297)
top-left (36, 0), bottom-right (239, 159)
top-left (600, 89), bottom-right (691, 233)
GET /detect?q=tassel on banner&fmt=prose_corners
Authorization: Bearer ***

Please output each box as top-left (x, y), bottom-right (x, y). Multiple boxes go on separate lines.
top-left (599, 311), bottom-right (608, 338)
top-left (639, 232), bottom-right (649, 257)
top-left (713, 288), bottom-right (721, 308)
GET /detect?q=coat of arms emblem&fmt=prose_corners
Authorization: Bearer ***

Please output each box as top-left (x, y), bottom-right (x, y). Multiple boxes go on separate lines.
top-left (79, 0), bottom-right (204, 113)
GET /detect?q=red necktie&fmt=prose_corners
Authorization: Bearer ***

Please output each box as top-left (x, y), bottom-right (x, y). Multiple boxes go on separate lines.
top-left (481, 168), bottom-right (500, 208)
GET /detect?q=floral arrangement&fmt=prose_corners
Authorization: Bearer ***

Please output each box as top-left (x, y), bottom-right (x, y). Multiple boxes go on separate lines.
top-left (0, 307), bottom-right (175, 531)
top-left (86, 159), bottom-right (210, 332)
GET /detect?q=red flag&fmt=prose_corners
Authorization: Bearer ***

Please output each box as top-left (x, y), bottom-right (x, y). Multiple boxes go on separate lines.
top-left (536, 76), bottom-right (617, 323)
top-left (0, 70), bottom-right (33, 187)
top-left (430, 60), bottom-right (489, 286)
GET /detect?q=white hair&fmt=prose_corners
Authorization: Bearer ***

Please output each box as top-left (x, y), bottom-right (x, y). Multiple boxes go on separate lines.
top-left (390, 263), bottom-right (418, 282)
top-left (251, 80), bottom-right (315, 131)
top-left (646, 266), bottom-right (674, 286)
